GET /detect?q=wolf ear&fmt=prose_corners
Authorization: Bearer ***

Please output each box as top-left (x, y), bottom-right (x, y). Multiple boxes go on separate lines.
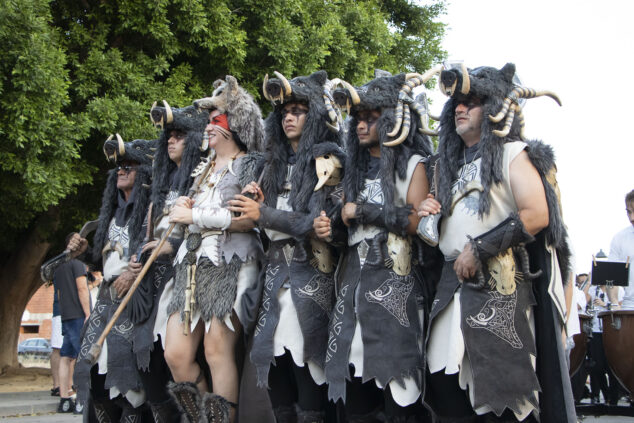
top-left (213, 79), bottom-right (224, 89)
top-left (500, 63), bottom-right (516, 83)
top-left (310, 70), bottom-right (328, 86)
top-left (226, 75), bottom-right (239, 95)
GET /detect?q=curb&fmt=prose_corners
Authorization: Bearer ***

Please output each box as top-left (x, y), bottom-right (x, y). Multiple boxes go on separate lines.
top-left (0, 392), bottom-right (58, 417)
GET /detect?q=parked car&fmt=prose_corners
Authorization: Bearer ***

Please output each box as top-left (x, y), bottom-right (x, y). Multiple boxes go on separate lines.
top-left (17, 338), bottom-right (52, 358)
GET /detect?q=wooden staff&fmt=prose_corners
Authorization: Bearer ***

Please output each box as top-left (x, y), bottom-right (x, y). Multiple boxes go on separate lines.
top-left (86, 156), bottom-right (214, 364)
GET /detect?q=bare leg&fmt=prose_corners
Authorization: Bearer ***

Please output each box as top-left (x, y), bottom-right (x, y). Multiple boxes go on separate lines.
top-left (50, 348), bottom-right (61, 390)
top-left (164, 313), bottom-right (208, 392)
top-left (59, 356), bottom-right (73, 398)
top-left (204, 314), bottom-right (241, 422)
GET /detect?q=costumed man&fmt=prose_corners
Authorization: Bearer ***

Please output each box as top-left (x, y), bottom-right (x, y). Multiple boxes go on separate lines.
top-left (419, 62), bottom-right (574, 422)
top-left (68, 134), bottom-right (154, 422)
top-left (322, 70), bottom-right (434, 422)
top-left (230, 70), bottom-right (344, 423)
top-left (162, 75), bottom-right (265, 423)
top-left (127, 101), bottom-right (209, 422)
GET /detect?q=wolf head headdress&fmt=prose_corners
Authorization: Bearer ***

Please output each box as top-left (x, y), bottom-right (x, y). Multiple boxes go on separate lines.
top-left (92, 135), bottom-right (155, 263)
top-left (259, 70), bottom-right (341, 213)
top-left (149, 102), bottom-right (208, 220)
top-left (193, 75), bottom-right (265, 154)
top-left (334, 70), bottom-right (435, 230)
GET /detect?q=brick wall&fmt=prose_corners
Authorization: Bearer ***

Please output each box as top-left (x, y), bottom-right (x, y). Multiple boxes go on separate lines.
top-left (19, 283), bottom-right (54, 343)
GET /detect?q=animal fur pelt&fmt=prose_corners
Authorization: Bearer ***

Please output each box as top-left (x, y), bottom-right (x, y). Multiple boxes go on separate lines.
top-left (237, 151), bottom-right (265, 189)
top-left (342, 72), bottom-right (433, 231)
top-left (193, 75), bottom-right (265, 153)
top-left (168, 257), bottom-right (242, 323)
top-left (92, 138), bottom-right (154, 264)
top-left (150, 105), bottom-right (208, 222)
top-left (260, 70), bottom-right (341, 213)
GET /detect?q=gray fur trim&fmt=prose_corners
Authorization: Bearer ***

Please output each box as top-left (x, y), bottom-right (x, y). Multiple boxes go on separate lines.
top-left (236, 152), bottom-right (265, 189)
top-left (201, 392), bottom-right (231, 423)
top-left (168, 257), bottom-right (242, 323)
top-left (167, 381), bottom-right (207, 423)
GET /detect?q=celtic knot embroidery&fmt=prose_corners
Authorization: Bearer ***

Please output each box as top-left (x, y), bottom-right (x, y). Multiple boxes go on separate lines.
top-left (365, 274), bottom-right (414, 327)
top-left (466, 290), bottom-right (523, 349)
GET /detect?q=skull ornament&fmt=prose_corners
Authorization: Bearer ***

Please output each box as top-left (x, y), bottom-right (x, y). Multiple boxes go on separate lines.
top-left (487, 248), bottom-right (517, 295)
top-left (387, 233), bottom-right (411, 276)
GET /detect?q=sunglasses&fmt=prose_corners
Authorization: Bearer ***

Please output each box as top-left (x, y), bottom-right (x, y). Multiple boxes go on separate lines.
top-left (116, 165), bottom-right (138, 173)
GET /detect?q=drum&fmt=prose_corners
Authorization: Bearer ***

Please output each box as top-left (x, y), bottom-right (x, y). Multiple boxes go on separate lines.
top-left (569, 313), bottom-right (592, 376)
top-left (599, 310), bottom-right (634, 398)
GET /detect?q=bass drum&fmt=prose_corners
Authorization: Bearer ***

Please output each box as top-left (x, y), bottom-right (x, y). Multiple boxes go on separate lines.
top-left (599, 310), bottom-right (634, 399)
top-left (569, 313), bottom-right (592, 376)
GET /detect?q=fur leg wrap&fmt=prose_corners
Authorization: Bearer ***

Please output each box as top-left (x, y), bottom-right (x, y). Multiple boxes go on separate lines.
top-left (468, 213), bottom-right (534, 263)
top-left (296, 404), bottom-right (325, 423)
top-left (201, 392), bottom-right (232, 423)
top-left (167, 381), bottom-right (207, 423)
top-left (273, 405), bottom-right (298, 423)
top-left (355, 203), bottom-right (411, 236)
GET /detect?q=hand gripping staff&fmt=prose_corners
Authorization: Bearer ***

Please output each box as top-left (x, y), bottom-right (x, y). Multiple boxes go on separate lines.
top-left (86, 157), bottom-right (214, 364)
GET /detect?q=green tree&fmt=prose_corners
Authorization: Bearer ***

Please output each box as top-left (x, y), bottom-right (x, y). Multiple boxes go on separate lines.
top-left (0, 0), bottom-right (445, 370)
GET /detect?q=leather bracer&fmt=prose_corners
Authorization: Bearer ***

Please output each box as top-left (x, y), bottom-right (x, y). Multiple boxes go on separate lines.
top-left (469, 213), bottom-right (535, 263)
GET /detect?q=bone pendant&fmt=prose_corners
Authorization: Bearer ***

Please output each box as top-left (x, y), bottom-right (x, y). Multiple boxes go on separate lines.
top-left (387, 233), bottom-right (411, 276)
top-left (310, 238), bottom-right (335, 274)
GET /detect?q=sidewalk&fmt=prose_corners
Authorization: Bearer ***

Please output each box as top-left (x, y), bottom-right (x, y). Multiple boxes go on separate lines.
top-left (0, 391), bottom-right (58, 417)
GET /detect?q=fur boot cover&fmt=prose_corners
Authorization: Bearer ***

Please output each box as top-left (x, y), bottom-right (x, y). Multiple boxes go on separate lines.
top-left (260, 70), bottom-right (342, 213)
top-left (434, 62), bottom-right (570, 281)
top-left (149, 104), bottom-right (208, 222)
top-left (193, 75), bottom-right (265, 153)
top-left (201, 392), bottom-right (231, 423)
top-left (167, 381), bottom-right (206, 423)
top-left (168, 257), bottom-right (242, 323)
top-left (92, 136), bottom-right (155, 263)
top-left (337, 70), bottom-right (434, 231)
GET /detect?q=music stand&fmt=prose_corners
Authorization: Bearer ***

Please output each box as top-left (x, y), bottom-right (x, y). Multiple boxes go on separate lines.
top-left (591, 257), bottom-right (630, 287)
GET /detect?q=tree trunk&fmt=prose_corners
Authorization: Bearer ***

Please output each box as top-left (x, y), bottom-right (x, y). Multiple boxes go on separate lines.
top-left (0, 212), bottom-right (56, 373)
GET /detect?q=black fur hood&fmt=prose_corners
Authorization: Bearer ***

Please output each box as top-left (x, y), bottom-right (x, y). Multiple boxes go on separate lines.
top-left (260, 70), bottom-right (341, 213)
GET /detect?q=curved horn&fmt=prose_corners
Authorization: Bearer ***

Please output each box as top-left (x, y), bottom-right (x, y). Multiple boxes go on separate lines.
top-left (459, 62), bottom-right (470, 95)
top-left (262, 74), bottom-right (272, 101)
top-left (410, 101), bottom-right (437, 136)
top-left (340, 80), bottom-right (360, 105)
top-left (323, 93), bottom-right (338, 123)
top-left (115, 133), bottom-right (125, 156)
top-left (162, 100), bottom-right (173, 125)
top-left (103, 134), bottom-right (114, 160)
top-left (273, 71), bottom-right (292, 96)
top-left (492, 103), bottom-right (517, 138)
top-left (149, 101), bottom-right (158, 125)
top-left (384, 104), bottom-right (411, 147)
top-left (326, 121), bottom-right (340, 133)
top-left (489, 97), bottom-right (514, 123)
top-left (516, 107), bottom-right (526, 140)
top-left (515, 87), bottom-right (562, 106)
top-left (388, 101), bottom-right (404, 137)
top-left (429, 112), bottom-right (441, 121)
top-left (420, 64), bottom-right (443, 83)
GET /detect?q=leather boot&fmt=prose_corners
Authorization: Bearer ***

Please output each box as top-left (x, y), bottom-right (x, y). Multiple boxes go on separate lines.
top-left (295, 405), bottom-right (325, 423)
top-left (273, 405), bottom-right (297, 423)
top-left (150, 398), bottom-right (182, 423)
top-left (168, 381), bottom-right (207, 423)
top-left (92, 398), bottom-right (121, 423)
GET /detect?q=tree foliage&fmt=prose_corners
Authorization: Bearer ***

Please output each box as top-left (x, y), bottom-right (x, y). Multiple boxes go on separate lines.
top-left (0, 0), bottom-right (446, 257)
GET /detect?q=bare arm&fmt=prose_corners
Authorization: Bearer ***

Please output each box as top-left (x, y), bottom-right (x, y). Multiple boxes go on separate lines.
top-left (75, 275), bottom-right (90, 319)
top-left (509, 150), bottom-right (549, 235)
top-left (405, 162), bottom-right (429, 235)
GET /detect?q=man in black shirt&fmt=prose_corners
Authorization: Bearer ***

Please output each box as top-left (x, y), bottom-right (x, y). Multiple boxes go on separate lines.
top-left (53, 240), bottom-right (89, 413)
